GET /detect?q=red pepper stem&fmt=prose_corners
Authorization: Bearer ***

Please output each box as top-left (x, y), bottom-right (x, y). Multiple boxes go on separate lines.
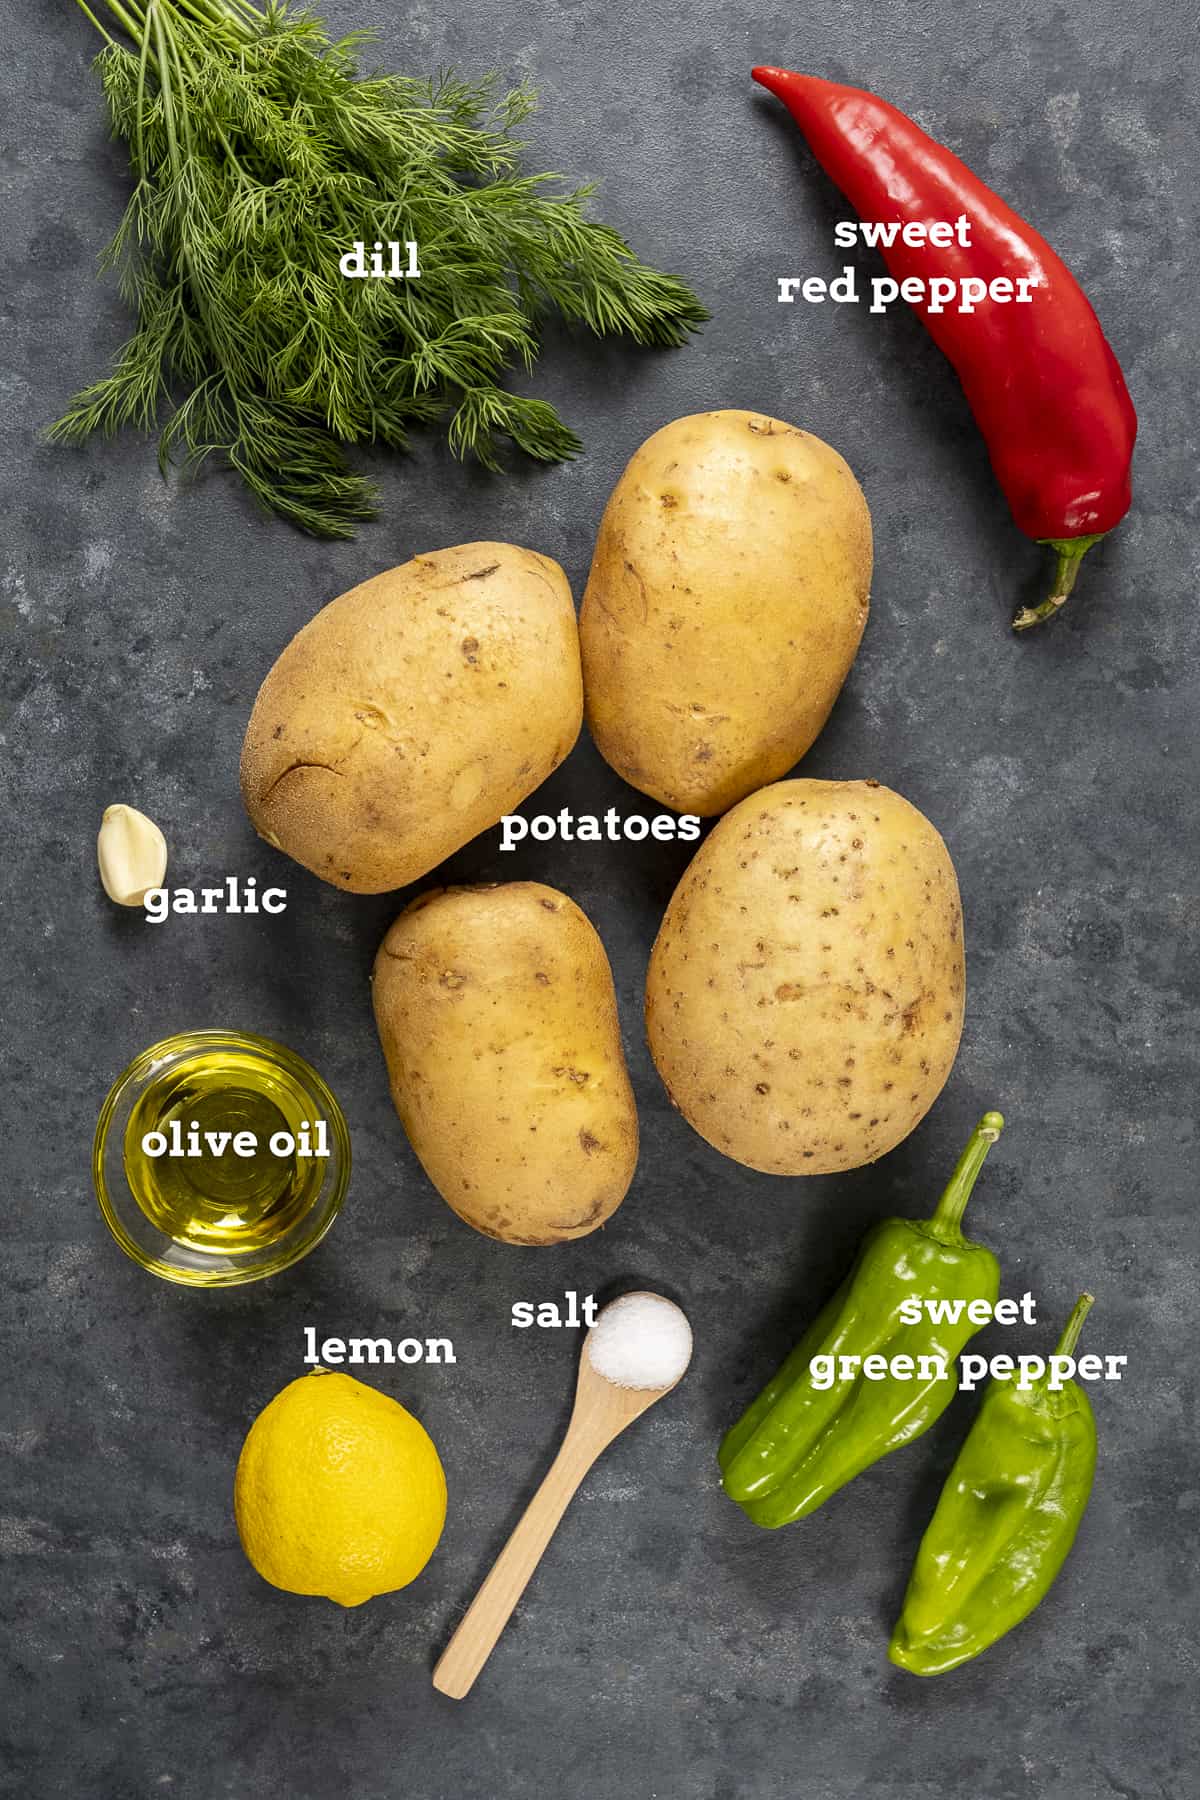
top-left (1053, 1292), bottom-right (1095, 1360)
top-left (1012, 534), bottom-right (1106, 631)
top-left (928, 1111), bottom-right (1005, 1240)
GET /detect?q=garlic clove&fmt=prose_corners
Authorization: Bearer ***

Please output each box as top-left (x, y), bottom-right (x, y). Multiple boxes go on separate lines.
top-left (97, 804), bottom-right (168, 907)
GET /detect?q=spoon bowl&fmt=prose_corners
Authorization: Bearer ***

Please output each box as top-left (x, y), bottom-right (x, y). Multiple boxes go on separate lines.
top-left (569, 1289), bottom-right (692, 1445)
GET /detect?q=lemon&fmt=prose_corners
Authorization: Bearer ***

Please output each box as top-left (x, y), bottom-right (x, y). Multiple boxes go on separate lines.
top-left (234, 1370), bottom-right (447, 1607)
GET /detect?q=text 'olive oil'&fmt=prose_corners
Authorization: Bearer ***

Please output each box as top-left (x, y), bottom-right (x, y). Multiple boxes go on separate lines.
top-left (124, 1044), bottom-right (329, 1254)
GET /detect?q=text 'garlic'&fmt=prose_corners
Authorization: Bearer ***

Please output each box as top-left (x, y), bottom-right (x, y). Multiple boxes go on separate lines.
top-left (97, 804), bottom-right (168, 907)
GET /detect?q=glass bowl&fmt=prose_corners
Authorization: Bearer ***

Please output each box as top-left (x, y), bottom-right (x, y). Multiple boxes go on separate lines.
top-left (93, 1030), bottom-right (351, 1287)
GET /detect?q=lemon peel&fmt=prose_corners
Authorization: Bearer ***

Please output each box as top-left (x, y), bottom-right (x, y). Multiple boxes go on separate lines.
top-left (234, 1370), bottom-right (446, 1607)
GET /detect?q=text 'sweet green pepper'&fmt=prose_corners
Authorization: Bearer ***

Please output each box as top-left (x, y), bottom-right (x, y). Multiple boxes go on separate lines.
top-left (889, 1291), bottom-right (1098, 1676)
top-left (719, 1113), bottom-right (1005, 1527)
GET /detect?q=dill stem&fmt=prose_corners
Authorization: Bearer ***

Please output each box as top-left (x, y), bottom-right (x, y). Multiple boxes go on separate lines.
top-left (150, 4), bottom-right (182, 175)
top-left (172, 0), bottom-right (225, 20)
top-left (93, 0), bottom-right (152, 43)
top-left (172, 0), bottom-right (250, 39)
top-left (154, 2), bottom-right (199, 155)
top-left (70, 0), bottom-right (118, 46)
top-left (133, 3), bottom-right (152, 172)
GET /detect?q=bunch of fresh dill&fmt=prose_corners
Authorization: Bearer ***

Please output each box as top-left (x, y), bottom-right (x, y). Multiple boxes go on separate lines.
top-left (53, 0), bottom-right (707, 536)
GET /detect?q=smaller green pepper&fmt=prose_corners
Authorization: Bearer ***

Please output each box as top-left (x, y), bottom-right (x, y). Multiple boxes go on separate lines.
top-left (719, 1112), bottom-right (1004, 1527)
top-left (889, 1292), bottom-right (1098, 1677)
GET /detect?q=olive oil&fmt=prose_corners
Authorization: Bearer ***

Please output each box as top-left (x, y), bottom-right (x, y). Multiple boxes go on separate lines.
top-left (123, 1043), bottom-right (329, 1256)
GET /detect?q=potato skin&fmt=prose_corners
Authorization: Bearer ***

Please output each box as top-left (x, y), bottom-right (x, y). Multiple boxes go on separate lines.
top-left (372, 883), bottom-right (639, 1244)
top-left (645, 780), bottom-right (964, 1175)
top-left (580, 411), bottom-right (871, 816)
top-left (240, 544), bottom-right (582, 893)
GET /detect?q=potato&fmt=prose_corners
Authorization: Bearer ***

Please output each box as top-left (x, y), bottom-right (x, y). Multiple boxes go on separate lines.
top-left (645, 780), bottom-right (964, 1175)
top-left (579, 410), bottom-right (871, 816)
top-left (372, 882), bottom-right (639, 1244)
top-left (241, 543), bottom-right (582, 893)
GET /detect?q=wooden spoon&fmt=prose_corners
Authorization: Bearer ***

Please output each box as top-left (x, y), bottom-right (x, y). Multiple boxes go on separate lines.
top-left (432, 1292), bottom-right (691, 1699)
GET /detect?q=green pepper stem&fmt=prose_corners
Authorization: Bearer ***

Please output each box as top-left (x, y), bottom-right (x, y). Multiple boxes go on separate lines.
top-left (1053, 1292), bottom-right (1095, 1359)
top-left (928, 1111), bottom-right (1005, 1239)
top-left (1012, 534), bottom-right (1105, 631)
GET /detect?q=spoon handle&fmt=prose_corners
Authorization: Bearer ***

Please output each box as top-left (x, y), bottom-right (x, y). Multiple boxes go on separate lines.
top-left (433, 1427), bottom-right (599, 1699)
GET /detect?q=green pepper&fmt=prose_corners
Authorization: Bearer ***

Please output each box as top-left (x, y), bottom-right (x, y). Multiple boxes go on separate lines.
top-left (889, 1292), bottom-right (1097, 1676)
top-left (719, 1113), bottom-right (1004, 1527)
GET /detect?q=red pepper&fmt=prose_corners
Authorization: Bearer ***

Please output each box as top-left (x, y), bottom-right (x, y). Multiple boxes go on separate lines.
top-left (753, 67), bottom-right (1137, 629)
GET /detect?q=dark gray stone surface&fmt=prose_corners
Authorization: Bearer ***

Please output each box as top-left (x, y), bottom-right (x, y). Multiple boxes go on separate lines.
top-left (4, 0), bottom-right (1197, 1794)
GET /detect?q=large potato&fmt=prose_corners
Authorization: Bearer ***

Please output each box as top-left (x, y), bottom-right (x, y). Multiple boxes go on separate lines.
top-left (580, 411), bottom-right (871, 816)
top-left (241, 543), bottom-right (582, 893)
top-left (373, 883), bottom-right (639, 1244)
top-left (645, 780), bottom-right (964, 1174)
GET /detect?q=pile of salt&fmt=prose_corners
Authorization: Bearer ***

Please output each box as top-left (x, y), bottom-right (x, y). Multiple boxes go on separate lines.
top-left (587, 1292), bottom-right (693, 1390)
